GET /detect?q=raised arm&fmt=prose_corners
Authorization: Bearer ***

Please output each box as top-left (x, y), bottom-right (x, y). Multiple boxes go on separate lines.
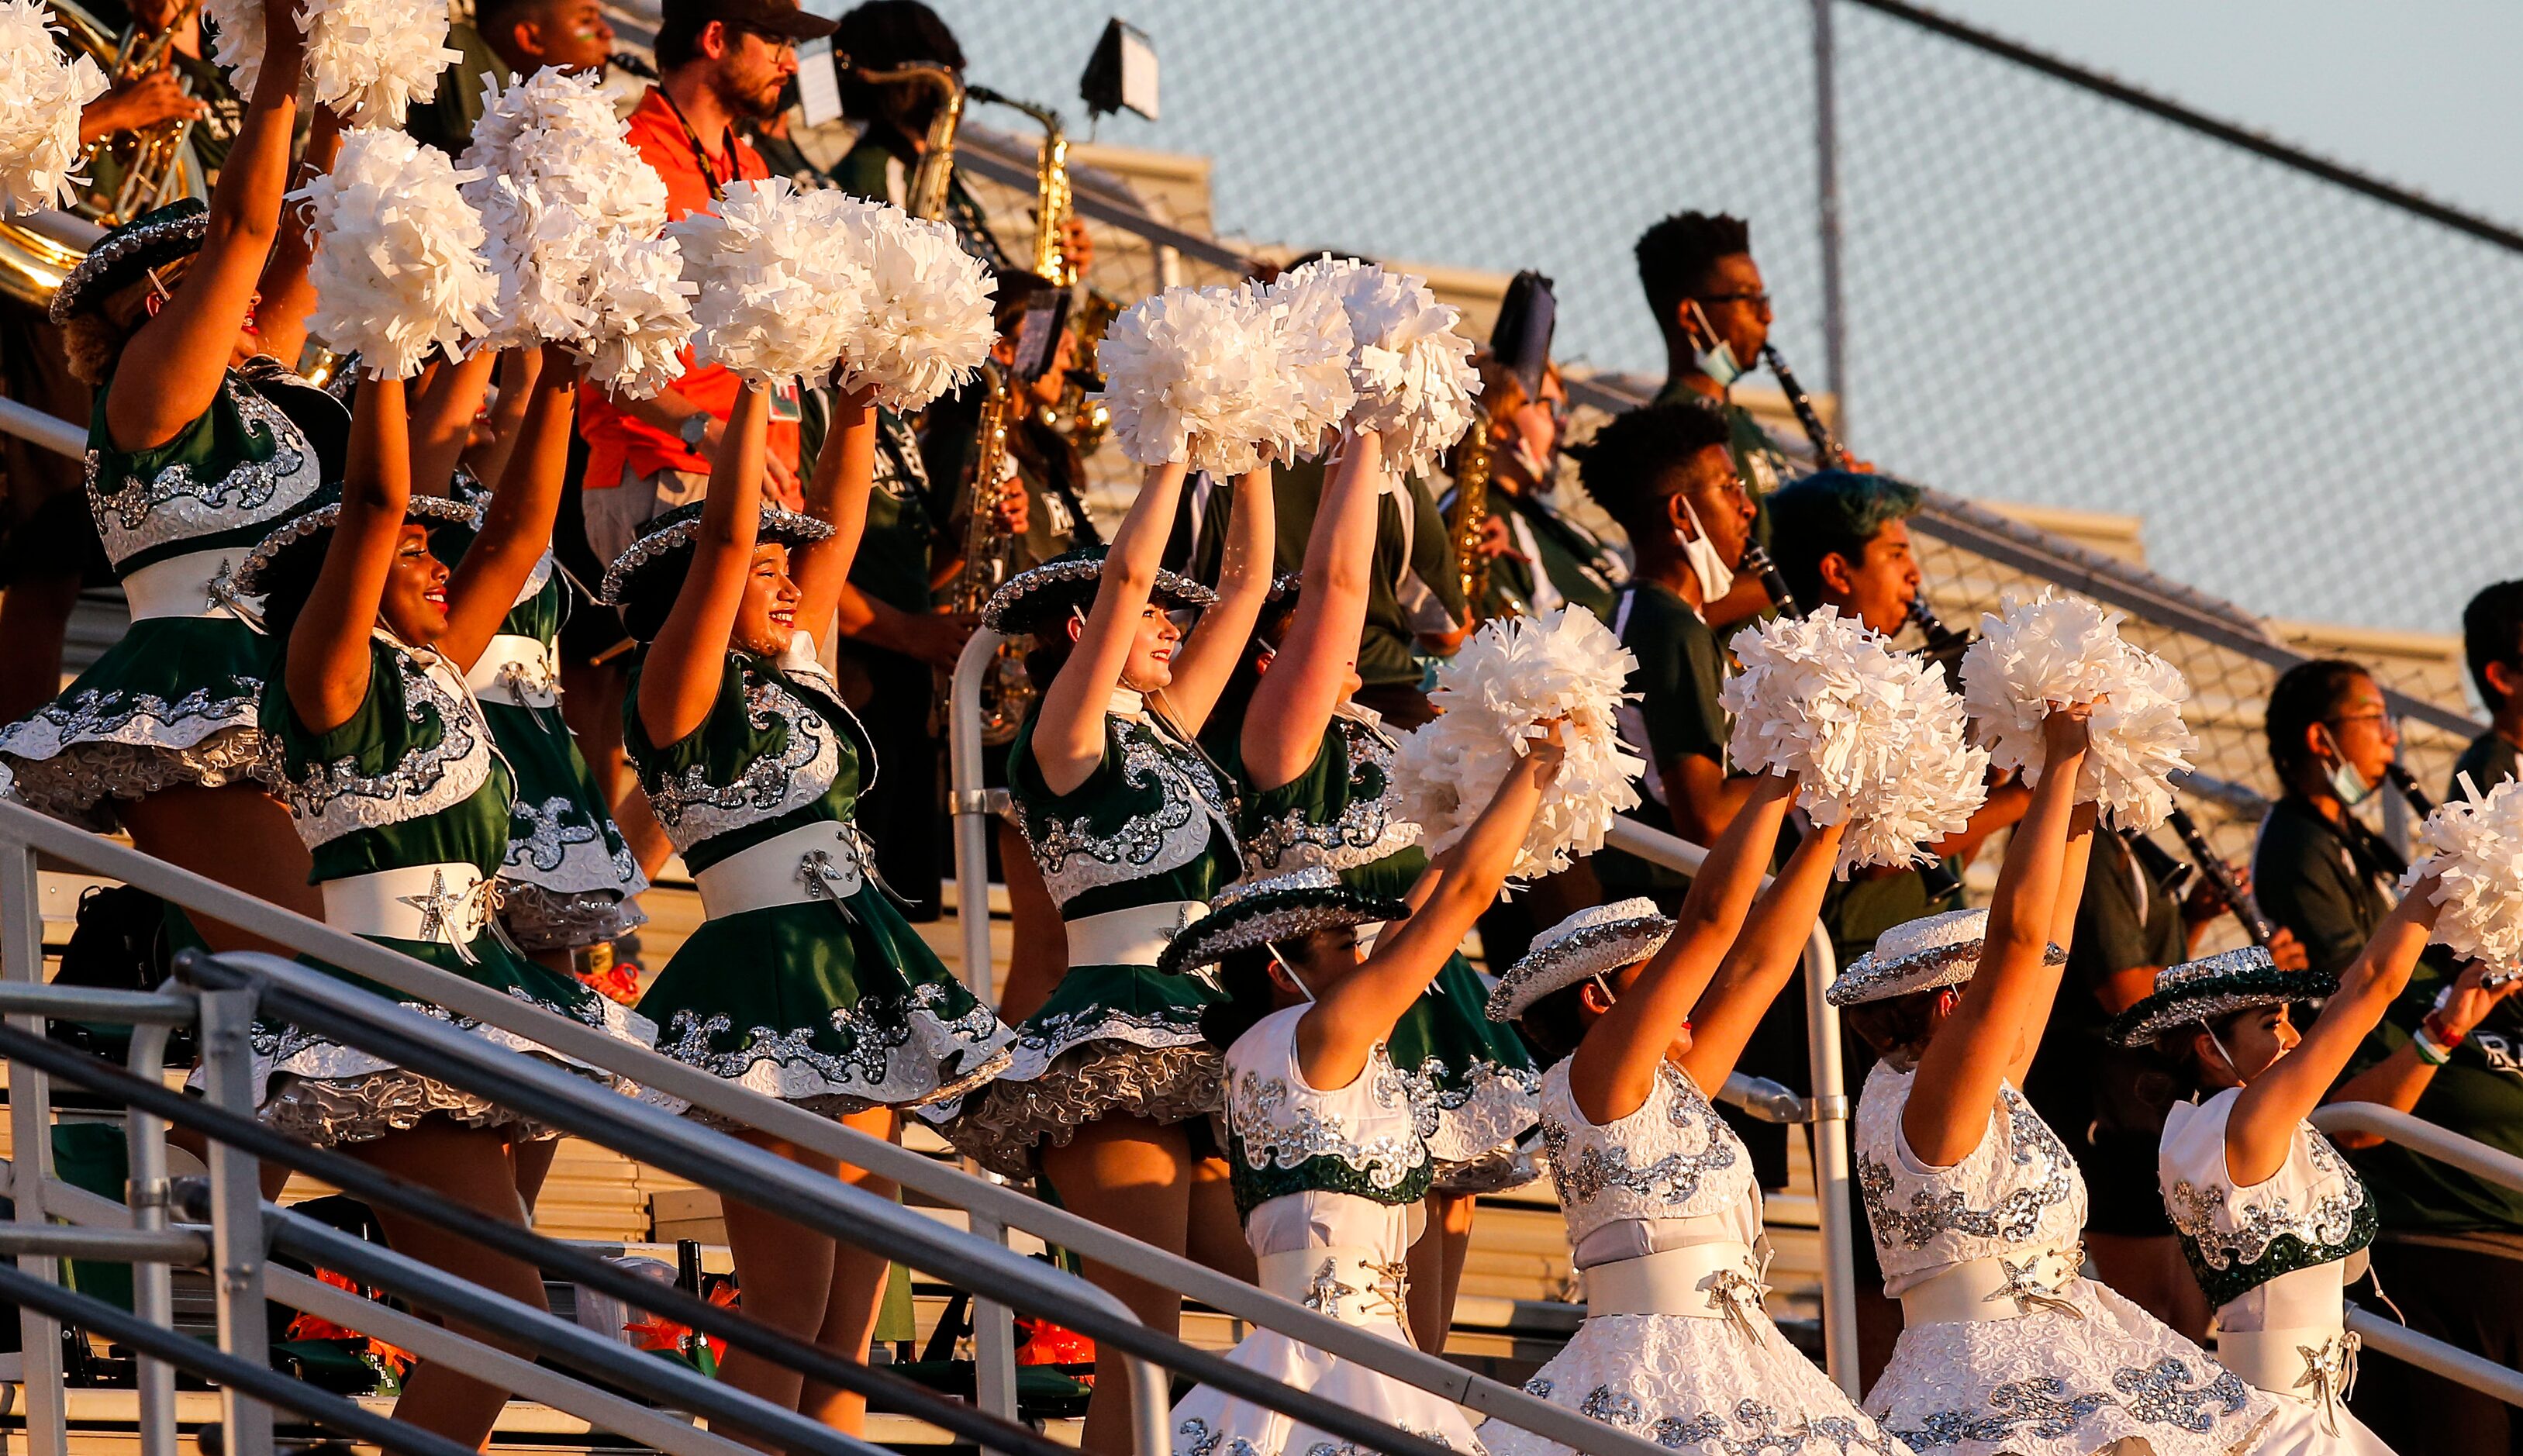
top-left (1905, 706), bottom-right (2093, 1167)
top-left (2229, 882), bottom-right (2438, 1183)
top-left (1297, 725), bottom-right (1565, 1092)
top-left (1569, 771), bottom-right (1796, 1123)
top-left (2330, 958), bottom-right (2523, 1146)
top-left (1031, 460), bottom-right (1191, 794)
top-left (637, 385), bottom-right (770, 749)
top-left (1243, 433), bottom-right (1385, 790)
top-left (285, 375), bottom-right (409, 733)
top-left (243, 103), bottom-right (343, 370)
top-left (434, 346), bottom-right (576, 671)
top-left (1161, 464), bottom-right (1275, 733)
top-left (789, 388), bottom-right (882, 643)
top-left (105, 0), bottom-right (306, 450)
top-left (407, 350), bottom-right (504, 498)
top-left (1997, 799), bottom-right (2097, 1090)
top-left (1676, 815), bottom-right (1852, 1100)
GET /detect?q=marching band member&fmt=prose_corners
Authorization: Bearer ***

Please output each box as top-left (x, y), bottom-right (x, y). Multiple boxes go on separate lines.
top-left (1834, 705), bottom-right (2275, 1456)
top-left (233, 354), bottom-right (653, 1449)
top-left (950, 448), bottom-right (1274, 1451)
top-left (1484, 774), bottom-right (1907, 1456)
top-left (1159, 719), bottom-right (1566, 1456)
top-left (611, 380), bottom-right (1013, 1437)
top-left (2109, 884), bottom-right (2449, 1454)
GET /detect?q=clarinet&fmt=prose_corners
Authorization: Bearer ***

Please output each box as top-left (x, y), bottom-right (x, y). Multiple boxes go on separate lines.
top-left (2385, 762), bottom-right (2438, 819)
top-left (1738, 543), bottom-right (1801, 619)
top-left (2164, 804), bottom-right (2277, 948)
top-left (1762, 342), bottom-right (1855, 471)
top-left (1908, 595), bottom-right (1972, 692)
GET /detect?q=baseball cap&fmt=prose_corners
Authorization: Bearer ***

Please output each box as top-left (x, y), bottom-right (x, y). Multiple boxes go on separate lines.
top-left (661, 0), bottom-right (839, 43)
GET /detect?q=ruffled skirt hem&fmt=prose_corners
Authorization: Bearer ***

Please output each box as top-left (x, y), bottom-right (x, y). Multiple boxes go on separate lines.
top-left (498, 882), bottom-right (647, 953)
top-left (936, 1038), bottom-right (1224, 1180)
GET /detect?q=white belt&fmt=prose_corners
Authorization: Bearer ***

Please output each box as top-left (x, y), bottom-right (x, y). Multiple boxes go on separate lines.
top-left (692, 819), bottom-right (872, 921)
top-left (1582, 1240), bottom-right (1769, 1338)
top-left (1258, 1245), bottom-right (1410, 1327)
top-left (1065, 899), bottom-right (1206, 968)
top-left (2220, 1327), bottom-right (2359, 1430)
top-left (1898, 1244), bottom-right (2084, 1325)
top-left (323, 862), bottom-right (498, 961)
top-left (123, 547), bottom-right (255, 623)
top-left (464, 634), bottom-right (561, 708)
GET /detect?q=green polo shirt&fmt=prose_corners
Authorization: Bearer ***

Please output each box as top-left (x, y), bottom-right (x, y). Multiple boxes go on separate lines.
top-left (843, 410), bottom-right (946, 615)
top-left (2452, 731), bottom-right (2523, 800)
top-left (2249, 795), bottom-right (2396, 985)
top-left (405, 22), bottom-right (511, 157)
top-left (2347, 960), bottom-right (2523, 1235)
top-left (1595, 581), bottom-right (1726, 897)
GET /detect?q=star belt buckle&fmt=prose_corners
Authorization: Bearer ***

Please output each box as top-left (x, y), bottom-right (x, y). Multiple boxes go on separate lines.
top-left (797, 847), bottom-right (861, 924)
top-left (1301, 1259), bottom-right (1360, 1316)
top-left (1700, 1265), bottom-right (1769, 1342)
top-left (2294, 1331), bottom-right (2359, 1436)
top-left (1988, 1251), bottom-right (2081, 1320)
top-left (396, 868), bottom-right (481, 965)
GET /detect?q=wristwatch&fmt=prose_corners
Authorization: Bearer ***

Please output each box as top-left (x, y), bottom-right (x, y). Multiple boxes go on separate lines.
top-left (680, 413), bottom-right (710, 450)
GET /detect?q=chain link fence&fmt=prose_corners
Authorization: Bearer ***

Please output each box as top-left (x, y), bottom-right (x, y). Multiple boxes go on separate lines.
top-left (953, 0), bottom-right (2523, 640)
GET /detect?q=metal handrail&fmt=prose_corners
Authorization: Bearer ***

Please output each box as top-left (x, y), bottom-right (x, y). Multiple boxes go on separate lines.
top-left (0, 797), bottom-right (1658, 1456)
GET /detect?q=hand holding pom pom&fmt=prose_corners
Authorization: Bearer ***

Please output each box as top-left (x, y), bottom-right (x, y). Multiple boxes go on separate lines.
top-left (206, 0), bottom-right (458, 126)
top-left (1959, 589), bottom-right (2197, 830)
top-left (1281, 257), bottom-right (1481, 479)
top-left (1096, 284), bottom-right (1305, 477)
top-left (1721, 607), bottom-right (1989, 875)
top-left (2401, 774), bottom-right (2523, 971)
top-left (820, 195), bottom-right (995, 412)
top-left (0, 0), bottom-right (108, 217)
top-left (666, 178), bottom-right (871, 388)
top-left (295, 130), bottom-right (497, 378)
top-left (1392, 606), bottom-right (1645, 883)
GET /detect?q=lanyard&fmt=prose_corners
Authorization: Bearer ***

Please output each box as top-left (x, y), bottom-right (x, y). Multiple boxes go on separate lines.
top-left (658, 91), bottom-right (736, 199)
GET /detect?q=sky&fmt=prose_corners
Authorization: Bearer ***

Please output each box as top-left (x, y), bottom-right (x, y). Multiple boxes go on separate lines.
top-left (946, 2), bottom-right (2523, 633)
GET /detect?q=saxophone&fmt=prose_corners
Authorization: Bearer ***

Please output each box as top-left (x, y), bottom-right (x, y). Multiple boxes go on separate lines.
top-left (944, 362), bottom-right (1034, 743)
top-left (851, 62), bottom-right (965, 221)
top-left (968, 85), bottom-right (1115, 450)
top-left (1448, 405), bottom-right (1496, 618)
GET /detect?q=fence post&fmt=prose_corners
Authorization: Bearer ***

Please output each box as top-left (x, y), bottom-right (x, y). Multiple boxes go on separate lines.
top-left (126, 1020), bottom-right (182, 1456)
top-left (968, 1206), bottom-right (1020, 1427)
top-left (1811, 0), bottom-right (1849, 425)
top-left (1800, 926), bottom-right (1860, 1394)
top-left (195, 986), bottom-right (274, 1456)
top-left (1, 840), bottom-right (66, 1456)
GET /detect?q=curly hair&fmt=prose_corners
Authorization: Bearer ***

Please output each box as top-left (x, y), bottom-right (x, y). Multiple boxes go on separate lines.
top-left (1569, 399), bottom-right (1731, 540)
top-left (60, 276), bottom-right (154, 386)
top-left (1634, 211), bottom-right (1751, 336)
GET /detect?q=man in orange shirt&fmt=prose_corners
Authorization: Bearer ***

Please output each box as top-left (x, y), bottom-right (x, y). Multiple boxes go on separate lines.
top-left (576, 0), bottom-right (835, 571)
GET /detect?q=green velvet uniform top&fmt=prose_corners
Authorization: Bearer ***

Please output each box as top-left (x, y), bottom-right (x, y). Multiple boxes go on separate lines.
top-left (840, 411), bottom-right (946, 616)
top-left (624, 647), bottom-right (871, 872)
top-left (88, 367), bottom-right (328, 577)
top-left (1007, 701), bottom-right (1240, 934)
top-left (1596, 581), bottom-right (1729, 898)
top-left (267, 633), bottom-right (512, 883)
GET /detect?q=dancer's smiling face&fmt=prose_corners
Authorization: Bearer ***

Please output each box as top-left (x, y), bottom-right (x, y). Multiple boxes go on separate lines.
top-left (380, 523), bottom-right (451, 641)
top-left (733, 543), bottom-right (802, 658)
top-left (1119, 603), bottom-right (1184, 692)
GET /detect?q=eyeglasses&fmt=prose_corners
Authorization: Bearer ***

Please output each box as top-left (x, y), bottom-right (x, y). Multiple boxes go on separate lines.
top-left (2326, 709), bottom-right (2397, 733)
top-left (1696, 290), bottom-right (1772, 312)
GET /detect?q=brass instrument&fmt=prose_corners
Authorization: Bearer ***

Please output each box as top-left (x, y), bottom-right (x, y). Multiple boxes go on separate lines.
top-left (965, 84), bottom-right (1117, 452)
top-left (851, 62), bottom-right (965, 221)
top-left (0, 0), bottom-right (212, 308)
top-left (944, 361), bottom-right (1034, 743)
top-left (1447, 404), bottom-right (1496, 617)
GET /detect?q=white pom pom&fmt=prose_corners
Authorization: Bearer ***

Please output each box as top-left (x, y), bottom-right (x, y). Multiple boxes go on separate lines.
top-left (816, 195), bottom-right (993, 412)
top-left (209, 0), bottom-right (458, 126)
top-left (0, 0), bottom-right (107, 216)
top-left (1959, 589), bottom-right (2197, 830)
top-left (1281, 257), bottom-right (1481, 478)
top-left (1392, 606), bottom-right (1645, 884)
top-left (1249, 265), bottom-right (1358, 459)
top-left (664, 178), bottom-right (869, 388)
top-left (2404, 775), bottom-right (2523, 971)
top-left (459, 67), bottom-right (692, 394)
top-left (1096, 283), bottom-right (1306, 477)
top-left (295, 130), bottom-right (497, 378)
top-left (301, 0), bottom-right (460, 125)
top-left (1721, 607), bottom-right (1989, 874)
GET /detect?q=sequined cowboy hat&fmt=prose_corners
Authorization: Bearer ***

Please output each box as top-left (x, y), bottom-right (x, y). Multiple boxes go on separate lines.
top-left (1155, 867), bottom-right (1410, 978)
top-left (601, 499), bottom-right (836, 637)
top-left (49, 199), bottom-right (209, 324)
top-left (1485, 898), bottom-right (1675, 1023)
top-left (979, 544), bottom-right (1217, 638)
top-left (232, 486), bottom-right (485, 599)
top-left (2104, 947), bottom-right (2333, 1047)
top-left (1822, 906), bottom-right (2066, 1008)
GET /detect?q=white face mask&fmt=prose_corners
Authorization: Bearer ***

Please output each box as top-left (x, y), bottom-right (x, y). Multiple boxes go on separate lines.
top-left (1694, 336), bottom-right (1745, 388)
top-left (1678, 499), bottom-right (1736, 606)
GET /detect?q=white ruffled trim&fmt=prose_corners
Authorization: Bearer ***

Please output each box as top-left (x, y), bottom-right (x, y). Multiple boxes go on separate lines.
top-left (1959, 590), bottom-right (2197, 832)
top-left (294, 131), bottom-right (498, 380)
top-left (1394, 607), bottom-right (1644, 883)
top-left (1399, 1057), bottom-right (1541, 1167)
top-left (1722, 606), bottom-right (1990, 874)
top-left (0, 0), bottom-right (107, 216)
